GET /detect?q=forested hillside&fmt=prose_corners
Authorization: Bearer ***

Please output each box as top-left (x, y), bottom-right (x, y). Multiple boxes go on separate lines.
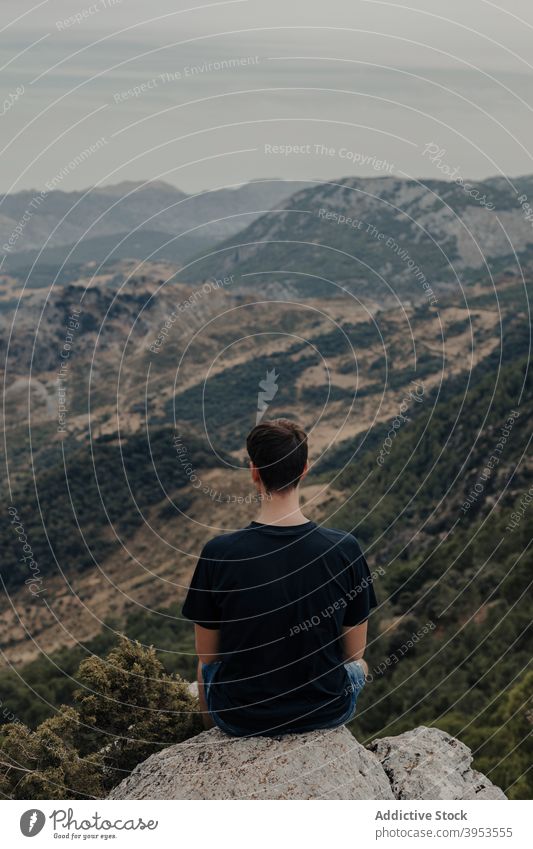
top-left (330, 352), bottom-right (532, 799)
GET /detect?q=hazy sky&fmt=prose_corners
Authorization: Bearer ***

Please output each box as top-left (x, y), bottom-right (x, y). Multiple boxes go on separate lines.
top-left (1, 0), bottom-right (533, 193)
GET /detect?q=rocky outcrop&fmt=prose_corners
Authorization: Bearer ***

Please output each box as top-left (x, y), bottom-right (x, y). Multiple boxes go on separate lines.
top-left (109, 725), bottom-right (393, 800)
top-left (368, 726), bottom-right (507, 800)
top-left (109, 725), bottom-right (506, 801)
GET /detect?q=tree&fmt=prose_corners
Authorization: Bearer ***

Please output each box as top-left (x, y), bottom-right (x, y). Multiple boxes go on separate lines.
top-left (0, 707), bottom-right (102, 799)
top-left (74, 637), bottom-right (202, 784)
top-left (0, 638), bottom-right (202, 799)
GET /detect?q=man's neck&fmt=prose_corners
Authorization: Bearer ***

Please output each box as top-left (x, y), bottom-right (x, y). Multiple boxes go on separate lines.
top-left (254, 490), bottom-right (310, 526)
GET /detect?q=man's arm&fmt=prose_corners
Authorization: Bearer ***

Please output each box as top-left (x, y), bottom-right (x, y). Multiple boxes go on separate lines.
top-left (194, 624), bottom-right (221, 729)
top-left (341, 621), bottom-right (369, 676)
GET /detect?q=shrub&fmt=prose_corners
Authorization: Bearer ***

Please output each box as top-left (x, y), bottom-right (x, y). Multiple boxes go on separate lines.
top-left (0, 638), bottom-right (202, 799)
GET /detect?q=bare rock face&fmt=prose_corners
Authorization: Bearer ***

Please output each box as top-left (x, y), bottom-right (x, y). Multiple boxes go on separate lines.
top-left (368, 726), bottom-right (507, 800)
top-left (109, 726), bottom-right (394, 800)
top-left (109, 724), bottom-right (507, 801)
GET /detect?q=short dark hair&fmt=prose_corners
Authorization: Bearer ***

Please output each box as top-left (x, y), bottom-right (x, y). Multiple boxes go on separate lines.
top-left (246, 418), bottom-right (308, 492)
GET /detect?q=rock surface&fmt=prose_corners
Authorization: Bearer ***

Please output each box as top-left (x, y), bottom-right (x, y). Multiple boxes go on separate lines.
top-left (369, 726), bottom-right (507, 800)
top-left (109, 724), bottom-right (507, 801)
top-left (109, 726), bottom-right (394, 800)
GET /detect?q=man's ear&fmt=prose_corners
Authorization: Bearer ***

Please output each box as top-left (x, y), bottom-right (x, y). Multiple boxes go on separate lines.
top-left (299, 461), bottom-right (309, 484)
top-left (250, 462), bottom-right (262, 485)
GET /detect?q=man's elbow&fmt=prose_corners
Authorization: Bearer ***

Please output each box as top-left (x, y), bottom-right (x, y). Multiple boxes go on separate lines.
top-left (194, 624), bottom-right (221, 664)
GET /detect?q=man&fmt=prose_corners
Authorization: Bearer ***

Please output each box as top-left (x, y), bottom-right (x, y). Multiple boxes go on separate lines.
top-left (182, 418), bottom-right (377, 736)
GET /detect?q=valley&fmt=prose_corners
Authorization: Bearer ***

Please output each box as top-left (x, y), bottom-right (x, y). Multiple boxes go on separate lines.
top-left (0, 175), bottom-right (531, 797)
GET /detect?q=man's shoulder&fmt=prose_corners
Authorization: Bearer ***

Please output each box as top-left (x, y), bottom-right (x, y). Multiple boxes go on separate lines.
top-left (314, 524), bottom-right (364, 553)
top-left (201, 527), bottom-right (251, 559)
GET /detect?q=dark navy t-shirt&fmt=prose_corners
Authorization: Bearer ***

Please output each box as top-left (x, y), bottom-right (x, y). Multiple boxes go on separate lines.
top-left (182, 520), bottom-right (377, 734)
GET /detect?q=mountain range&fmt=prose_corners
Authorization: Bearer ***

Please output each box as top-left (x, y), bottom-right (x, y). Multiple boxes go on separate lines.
top-left (178, 174), bottom-right (533, 298)
top-left (0, 174), bottom-right (531, 798)
top-left (0, 178), bottom-right (299, 272)
top-left (3, 175), bottom-right (533, 303)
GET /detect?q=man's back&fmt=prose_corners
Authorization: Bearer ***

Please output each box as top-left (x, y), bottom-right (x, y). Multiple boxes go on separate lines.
top-left (183, 520), bottom-right (376, 735)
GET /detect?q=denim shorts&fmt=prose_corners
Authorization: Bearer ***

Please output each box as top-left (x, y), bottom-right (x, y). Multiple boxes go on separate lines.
top-left (201, 659), bottom-right (367, 737)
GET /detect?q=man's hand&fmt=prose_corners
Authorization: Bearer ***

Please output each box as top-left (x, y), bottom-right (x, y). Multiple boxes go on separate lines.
top-left (197, 660), bottom-right (215, 729)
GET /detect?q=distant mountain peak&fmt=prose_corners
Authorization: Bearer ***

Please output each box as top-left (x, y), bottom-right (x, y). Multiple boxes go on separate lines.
top-left (95, 180), bottom-right (184, 197)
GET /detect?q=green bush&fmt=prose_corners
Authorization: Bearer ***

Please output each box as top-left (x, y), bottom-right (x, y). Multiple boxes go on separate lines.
top-left (0, 638), bottom-right (202, 799)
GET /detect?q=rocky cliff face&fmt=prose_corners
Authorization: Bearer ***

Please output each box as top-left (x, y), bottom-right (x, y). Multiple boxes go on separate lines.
top-left (109, 725), bottom-right (506, 801)
top-left (178, 173), bottom-right (533, 295)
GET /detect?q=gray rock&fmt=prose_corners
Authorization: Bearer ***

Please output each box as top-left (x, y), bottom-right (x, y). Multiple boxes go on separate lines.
top-left (368, 726), bottom-right (507, 800)
top-left (109, 725), bottom-right (394, 800)
top-left (109, 724), bottom-right (507, 801)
